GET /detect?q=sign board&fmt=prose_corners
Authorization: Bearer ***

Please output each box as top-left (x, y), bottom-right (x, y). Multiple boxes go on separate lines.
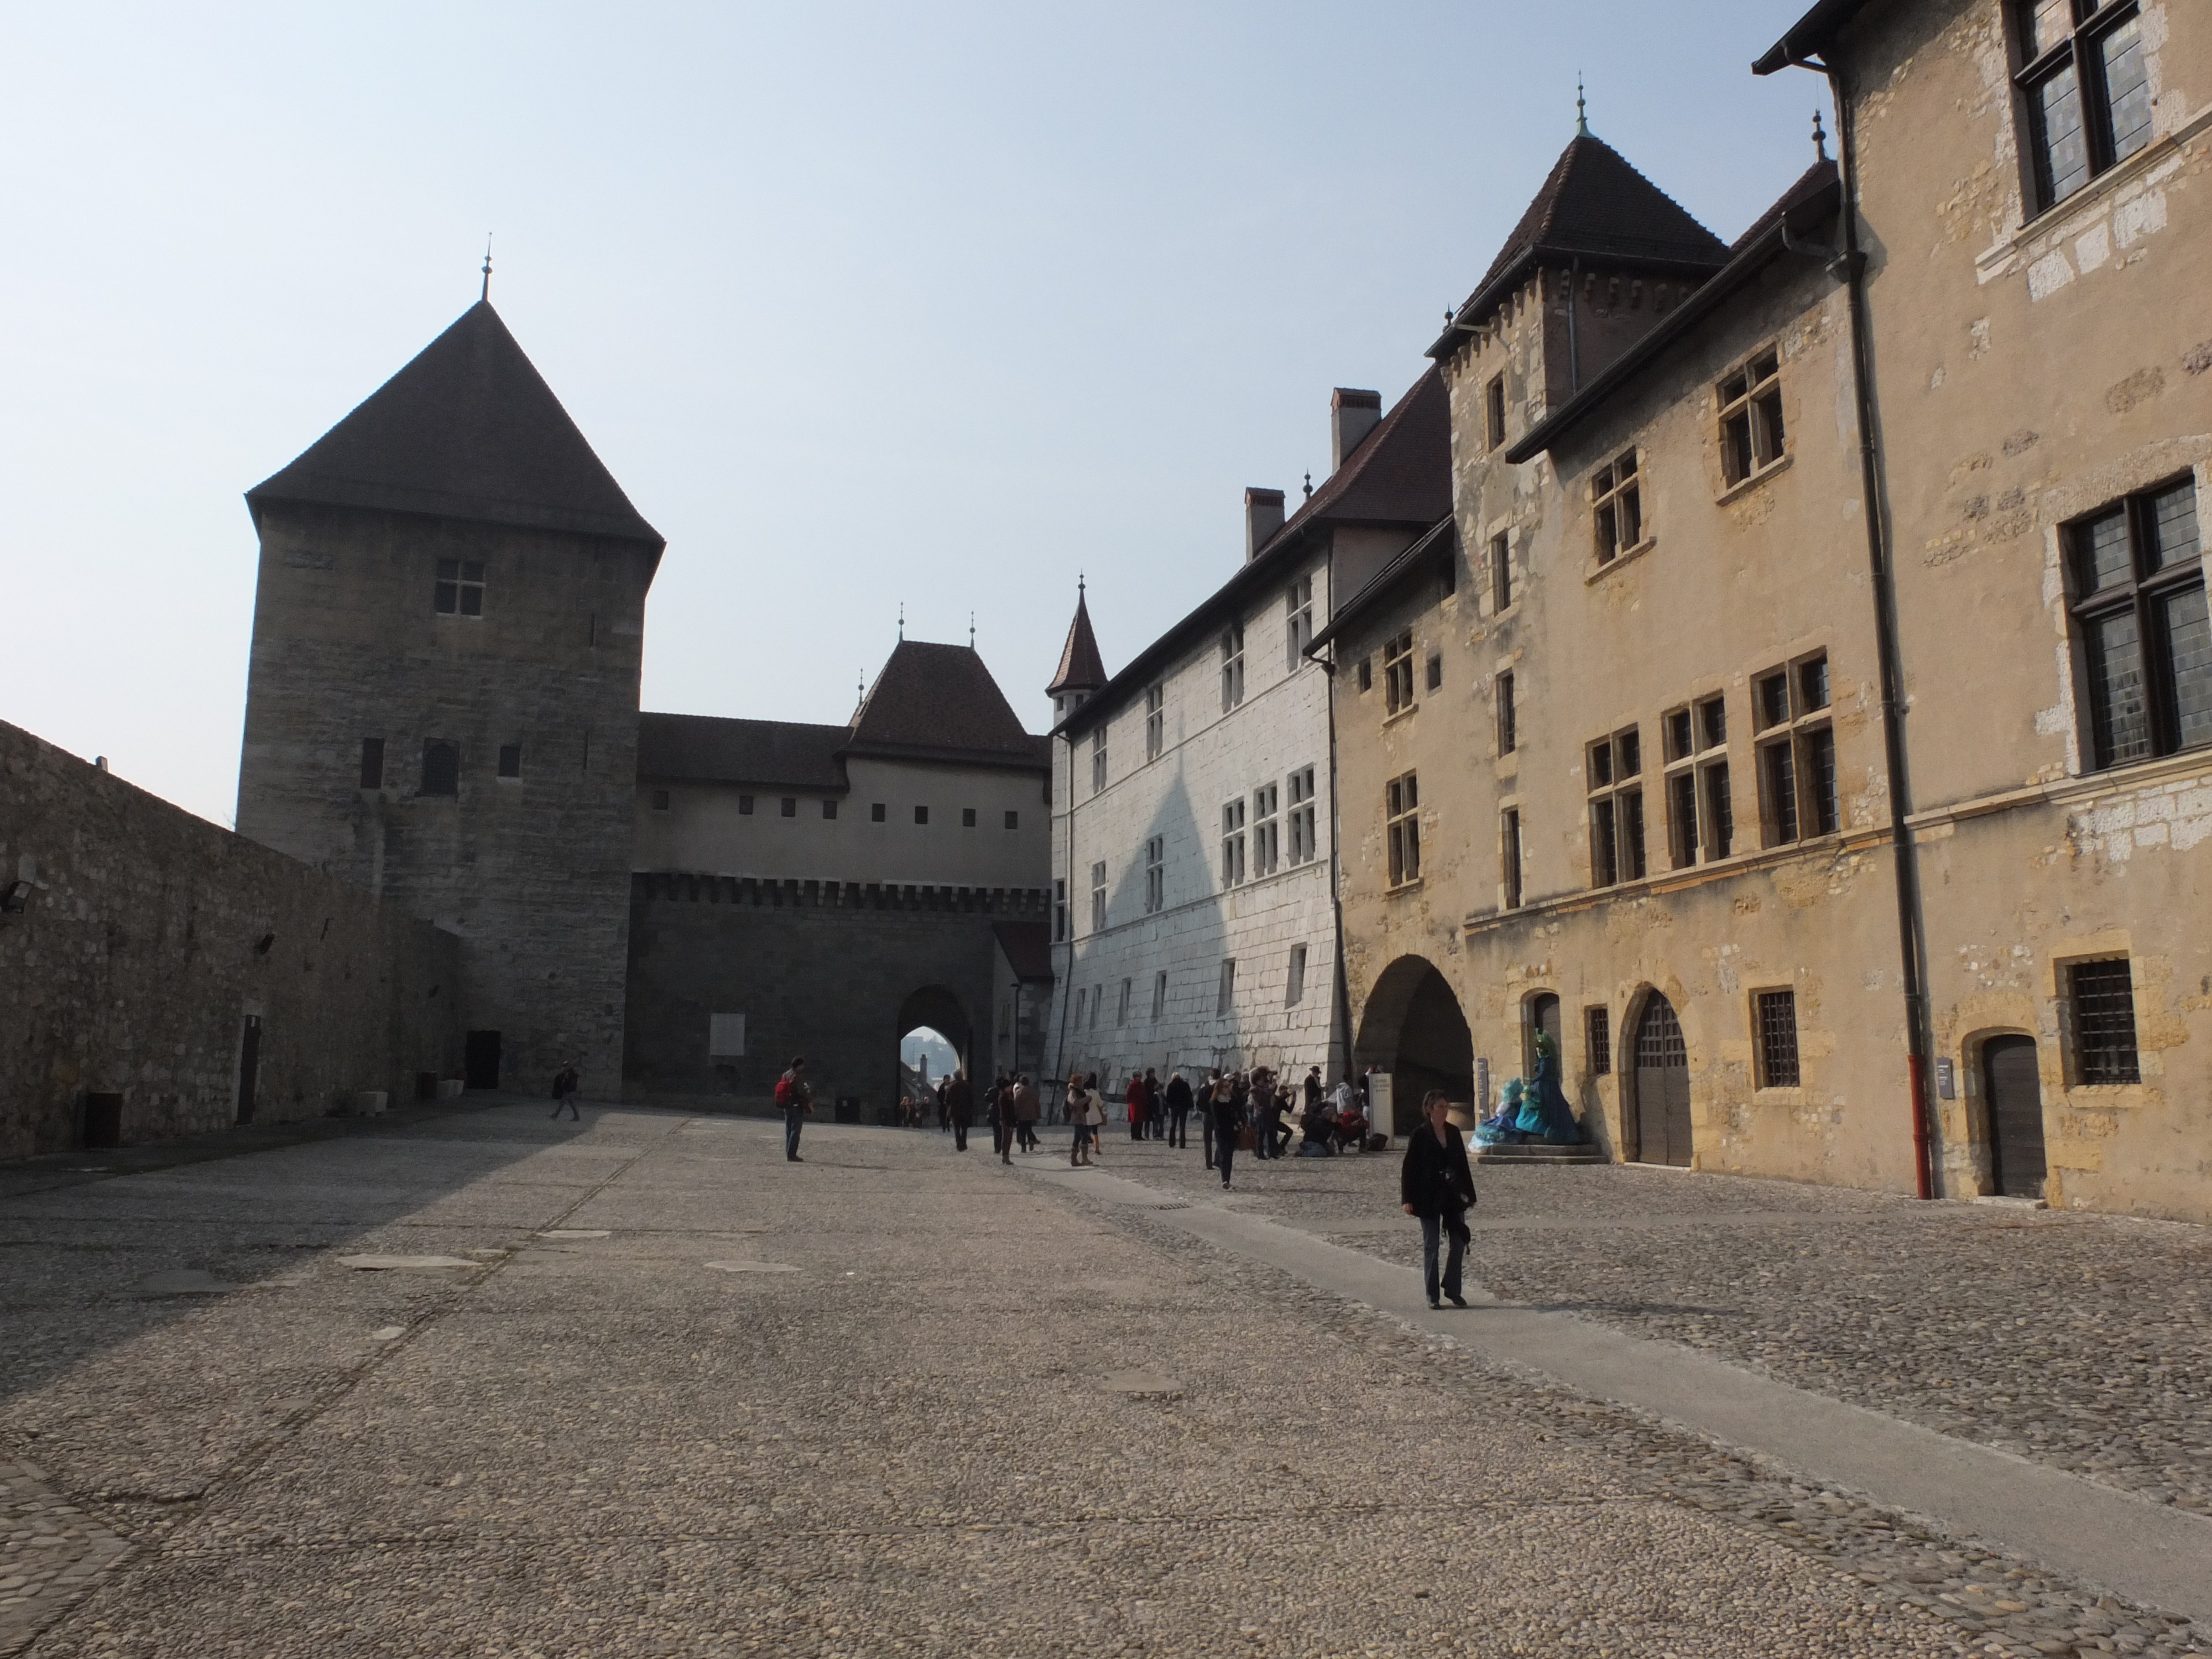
top-left (1935, 1056), bottom-right (1957, 1100)
top-left (708, 1012), bottom-right (746, 1058)
top-left (1369, 1074), bottom-right (1395, 1147)
top-left (1475, 1058), bottom-right (1491, 1115)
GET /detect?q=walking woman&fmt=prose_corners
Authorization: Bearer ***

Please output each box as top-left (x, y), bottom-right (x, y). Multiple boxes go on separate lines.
top-left (1067, 1071), bottom-right (1093, 1166)
top-left (1209, 1073), bottom-right (1245, 1191)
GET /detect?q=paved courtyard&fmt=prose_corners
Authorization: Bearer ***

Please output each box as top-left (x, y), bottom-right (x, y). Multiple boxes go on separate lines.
top-left (1, 1104), bottom-right (2207, 1658)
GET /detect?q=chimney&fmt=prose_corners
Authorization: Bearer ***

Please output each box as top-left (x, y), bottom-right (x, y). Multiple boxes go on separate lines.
top-left (1331, 388), bottom-right (1383, 473)
top-left (1244, 487), bottom-right (1286, 562)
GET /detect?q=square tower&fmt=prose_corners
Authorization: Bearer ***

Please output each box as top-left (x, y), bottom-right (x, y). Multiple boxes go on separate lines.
top-left (236, 300), bottom-right (664, 1097)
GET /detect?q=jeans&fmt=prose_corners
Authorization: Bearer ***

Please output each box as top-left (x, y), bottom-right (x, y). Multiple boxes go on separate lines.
top-left (782, 1105), bottom-right (805, 1160)
top-left (1202, 1118), bottom-right (1215, 1166)
top-left (1215, 1136), bottom-right (1236, 1186)
top-left (1169, 1109), bottom-right (1189, 1149)
top-left (1016, 1121), bottom-right (1038, 1151)
top-left (1072, 1124), bottom-right (1093, 1160)
top-left (953, 1120), bottom-right (968, 1151)
top-left (1420, 1209), bottom-right (1470, 1303)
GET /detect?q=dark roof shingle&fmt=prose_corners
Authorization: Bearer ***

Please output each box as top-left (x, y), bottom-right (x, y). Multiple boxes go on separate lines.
top-left (851, 641), bottom-right (1044, 763)
top-left (248, 301), bottom-right (662, 546)
top-left (992, 921), bottom-right (1055, 983)
top-left (637, 715), bottom-right (847, 789)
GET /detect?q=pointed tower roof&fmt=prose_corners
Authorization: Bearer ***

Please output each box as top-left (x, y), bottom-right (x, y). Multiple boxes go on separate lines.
top-left (851, 639), bottom-right (1040, 761)
top-left (248, 301), bottom-right (662, 547)
top-left (1046, 586), bottom-right (1107, 697)
top-left (1431, 133), bottom-right (1728, 357)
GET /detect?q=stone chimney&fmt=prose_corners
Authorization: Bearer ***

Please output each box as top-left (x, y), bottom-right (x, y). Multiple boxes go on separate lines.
top-left (1331, 388), bottom-right (1382, 473)
top-left (1245, 487), bottom-right (1286, 562)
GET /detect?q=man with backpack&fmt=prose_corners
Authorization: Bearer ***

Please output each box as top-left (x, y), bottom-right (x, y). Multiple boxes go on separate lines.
top-left (775, 1056), bottom-right (813, 1162)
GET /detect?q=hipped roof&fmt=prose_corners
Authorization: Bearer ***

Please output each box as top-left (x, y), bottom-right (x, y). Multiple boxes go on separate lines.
top-left (248, 301), bottom-right (663, 547)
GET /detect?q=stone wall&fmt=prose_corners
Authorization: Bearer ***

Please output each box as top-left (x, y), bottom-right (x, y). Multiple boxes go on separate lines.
top-left (621, 874), bottom-right (1050, 1115)
top-left (0, 718), bottom-right (460, 1159)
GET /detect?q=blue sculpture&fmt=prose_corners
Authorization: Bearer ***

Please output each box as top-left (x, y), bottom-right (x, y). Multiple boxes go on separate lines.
top-left (1474, 1032), bottom-right (1584, 1144)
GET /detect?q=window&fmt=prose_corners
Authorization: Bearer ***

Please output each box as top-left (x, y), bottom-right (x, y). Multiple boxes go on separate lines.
top-left (1501, 806), bottom-right (1523, 909)
top-left (433, 559), bottom-right (484, 617)
top-left (1425, 653), bottom-right (1443, 692)
top-left (870, 802), bottom-right (885, 822)
top-left (359, 737), bottom-right (384, 790)
top-left (1586, 1005), bottom-right (1611, 1076)
top-left (1593, 449), bottom-right (1643, 565)
top-left (1054, 878), bottom-right (1068, 942)
top-left (915, 805), bottom-right (930, 825)
top-left (1091, 984), bottom-right (1104, 1029)
top-left (1357, 656), bottom-right (1373, 693)
top-left (1497, 671), bottom-right (1517, 756)
top-left (1287, 943), bottom-right (1308, 1006)
top-left (1005, 810), bottom-right (1020, 830)
top-left (1073, 988), bottom-right (1087, 1031)
top-left (1383, 630), bottom-right (1416, 714)
top-left (1152, 971), bottom-right (1168, 1021)
top-left (1287, 766), bottom-right (1318, 865)
top-left (1755, 989), bottom-right (1801, 1088)
top-left (1490, 531), bottom-right (1513, 614)
top-left (1286, 576), bottom-right (1315, 669)
top-left (1585, 728), bottom-right (1645, 886)
top-left (781, 797), bottom-right (797, 817)
top-left (1719, 349), bottom-right (1785, 486)
top-left (962, 807), bottom-right (976, 827)
top-left (1252, 782), bottom-right (1280, 877)
top-left (2016, 0), bottom-right (2154, 213)
top-left (1090, 860), bottom-right (1107, 932)
top-left (1221, 798), bottom-right (1247, 887)
top-left (1485, 374), bottom-right (1506, 451)
top-left (1662, 693), bottom-right (1733, 867)
top-left (2068, 957), bottom-right (2140, 1084)
top-left (1217, 958), bottom-right (1237, 1018)
top-left (1220, 622), bottom-right (1246, 711)
top-left (2068, 481), bottom-right (2208, 769)
top-left (1145, 684), bottom-right (1165, 761)
top-left (739, 795), bottom-right (756, 815)
top-left (1386, 771), bottom-right (1421, 887)
top-left (1091, 726), bottom-right (1108, 795)
top-left (650, 789), bottom-right (670, 812)
top-left (498, 743), bottom-right (521, 779)
top-left (823, 799), bottom-right (839, 820)
top-left (1144, 835), bottom-right (1165, 914)
top-left (1117, 979), bottom-right (1132, 1027)
top-left (1754, 654), bottom-right (1838, 846)
top-left (420, 740), bottom-right (459, 796)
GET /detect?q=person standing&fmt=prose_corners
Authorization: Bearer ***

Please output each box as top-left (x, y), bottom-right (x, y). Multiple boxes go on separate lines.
top-left (549, 1060), bottom-right (581, 1121)
top-left (1013, 1073), bottom-right (1041, 1152)
top-left (946, 1069), bottom-right (973, 1152)
top-left (997, 1076), bottom-right (1020, 1164)
top-left (1142, 1068), bottom-right (1162, 1139)
top-left (1201, 1070), bottom-right (1225, 1170)
top-left (1125, 1073), bottom-right (1146, 1143)
top-left (776, 1057), bottom-right (813, 1162)
top-left (1400, 1089), bottom-right (1475, 1308)
top-left (1209, 1074), bottom-right (1244, 1191)
top-left (1165, 1070), bottom-right (1193, 1149)
top-left (1066, 1071), bottom-right (1092, 1166)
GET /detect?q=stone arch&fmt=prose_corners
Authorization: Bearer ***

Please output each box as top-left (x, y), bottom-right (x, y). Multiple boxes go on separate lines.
top-left (1354, 956), bottom-right (1474, 1135)
top-left (1620, 983), bottom-right (1694, 1167)
top-left (1958, 1024), bottom-right (2047, 1199)
top-left (896, 985), bottom-right (972, 1089)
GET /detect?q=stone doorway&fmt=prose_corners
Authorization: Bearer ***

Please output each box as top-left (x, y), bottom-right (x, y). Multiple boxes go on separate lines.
top-left (464, 1030), bottom-right (503, 1091)
top-left (1981, 1035), bottom-right (2048, 1199)
top-left (1354, 956), bottom-right (1473, 1136)
top-left (1630, 994), bottom-right (1692, 1167)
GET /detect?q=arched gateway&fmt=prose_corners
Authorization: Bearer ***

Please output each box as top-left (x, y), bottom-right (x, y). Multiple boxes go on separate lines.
top-left (1354, 956), bottom-right (1473, 1136)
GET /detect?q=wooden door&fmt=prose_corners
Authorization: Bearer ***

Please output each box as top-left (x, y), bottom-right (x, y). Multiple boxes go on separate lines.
top-left (1526, 993), bottom-right (1562, 1075)
top-left (1981, 1036), bottom-right (2047, 1199)
top-left (1633, 995), bottom-right (1692, 1167)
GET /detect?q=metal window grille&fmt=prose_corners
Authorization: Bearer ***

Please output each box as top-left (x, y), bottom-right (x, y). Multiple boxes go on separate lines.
top-left (2069, 958), bottom-right (2141, 1084)
top-left (1586, 1006), bottom-right (1611, 1077)
top-left (1756, 990), bottom-right (1801, 1088)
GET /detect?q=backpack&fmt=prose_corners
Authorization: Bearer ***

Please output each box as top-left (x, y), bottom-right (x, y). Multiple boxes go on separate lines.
top-left (774, 1075), bottom-right (795, 1109)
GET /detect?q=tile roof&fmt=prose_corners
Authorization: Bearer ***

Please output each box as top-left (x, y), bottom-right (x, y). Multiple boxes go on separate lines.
top-left (851, 640), bottom-right (1044, 764)
top-left (1046, 589), bottom-right (1108, 695)
top-left (1430, 134), bottom-right (1729, 358)
top-left (637, 714), bottom-right (848, 789)
top-left (248, 301), bottom-right (662, 547)
top-left (992, 920), bottom-right (1055, 983)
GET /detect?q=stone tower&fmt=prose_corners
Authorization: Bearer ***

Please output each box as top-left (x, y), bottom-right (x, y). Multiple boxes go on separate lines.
top-left (236, 299), bottom-right (664, 1097)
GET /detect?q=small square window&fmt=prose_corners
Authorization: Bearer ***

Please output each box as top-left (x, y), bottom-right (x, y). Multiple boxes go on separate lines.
top-left (1490, 531), bottom-right (1513, 614)
top-left (822, 799), bottom-right (838, 820)
top-left (739, 795), bottom-right (755, 815)
top-left (1425, 653), bottom-right (1443, 692)
top-left (1004, 810), bottom-right (1019, 830)
top-left (780, 797), bottom-right (797, 818)
top-left (651, 789), bottom-right (670, 811)
top-left (433, 559), bottom-right (485, 617)
top-left (1357, 656), bottom-right (1373, 692)
top-left (915, 805), bottom-right (929, 825)
top-left (497, 743), bottom-right (521, 779)
top-left (962, 808), bottom-right (977, 827)
top-left (872, 802), bottom-right (886, 822)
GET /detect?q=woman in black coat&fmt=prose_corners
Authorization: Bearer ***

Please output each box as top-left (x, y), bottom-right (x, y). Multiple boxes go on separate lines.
top-left (1400, 1089), bottom-right (1475, 1308)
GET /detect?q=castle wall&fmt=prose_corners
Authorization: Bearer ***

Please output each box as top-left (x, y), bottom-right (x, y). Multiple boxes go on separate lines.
top-left (1, 718), bottom-right (459, 1159)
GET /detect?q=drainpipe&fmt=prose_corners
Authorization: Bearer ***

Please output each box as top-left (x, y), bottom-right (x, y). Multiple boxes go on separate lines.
top-left (1787, 50), bottom-right (1938, 1200)
top-left (1321, 640), bottom-right (1355, 1087)
top-left (1050, 728), bottom-right (1076, 1093)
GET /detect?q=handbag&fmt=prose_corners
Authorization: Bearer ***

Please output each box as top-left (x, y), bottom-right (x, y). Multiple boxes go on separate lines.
top-left (1237, 1123), bottom-right (1258, 1152)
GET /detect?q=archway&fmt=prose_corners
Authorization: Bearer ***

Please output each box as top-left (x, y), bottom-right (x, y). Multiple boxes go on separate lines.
top-left (895, 986), bottom-right (971, 1125)
top-left (1354, 956), bottom-right (1474, 1136)
top-left (1626, 991), bottom-right (1692, 1167)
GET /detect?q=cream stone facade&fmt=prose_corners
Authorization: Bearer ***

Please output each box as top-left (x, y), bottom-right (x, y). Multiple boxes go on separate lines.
top-left (1320, 0), bottom-right (2212, 1222)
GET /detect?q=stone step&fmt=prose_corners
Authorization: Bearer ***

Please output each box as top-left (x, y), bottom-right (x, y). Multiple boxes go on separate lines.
top-left (1474, 1141), bottom-right (1609, 1164)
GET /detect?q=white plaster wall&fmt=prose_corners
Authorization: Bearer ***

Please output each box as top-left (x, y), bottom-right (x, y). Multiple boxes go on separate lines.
top-left (1046, 546), bottom-right (1344, 1089)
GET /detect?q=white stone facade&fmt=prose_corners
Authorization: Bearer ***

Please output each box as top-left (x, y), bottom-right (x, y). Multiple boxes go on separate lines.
top-left (1046, 547), bottom-right (1344, 1092)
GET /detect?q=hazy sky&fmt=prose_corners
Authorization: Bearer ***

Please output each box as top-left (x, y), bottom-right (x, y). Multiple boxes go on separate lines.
top-left (0, 2), bottom-right (1830, 827)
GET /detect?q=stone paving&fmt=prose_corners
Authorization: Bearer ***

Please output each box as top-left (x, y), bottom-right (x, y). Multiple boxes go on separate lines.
top-left (0, 1106), bottom-right (2202, 1657)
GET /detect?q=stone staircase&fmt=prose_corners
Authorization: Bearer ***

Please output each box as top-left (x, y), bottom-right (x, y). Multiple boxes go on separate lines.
top-left (1474, 1140), bottom-right (1609, 1165)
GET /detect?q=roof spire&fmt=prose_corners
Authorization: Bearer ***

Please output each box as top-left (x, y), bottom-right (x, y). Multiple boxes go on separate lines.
top-left (1303, 471), bottom-right (1313, 501)
top-left (1812, 108), bottom-right (1829, 162)
top-left (898, 602), bottom-right (905, 641)
top-left (969, 611), bottom-right (976, 650)
top-left (1046, 576), bottom-right (1107, 698)
top-left (1576, 75), bottom-right (1589, 137)
top-left (481, 234), bottom-right (493, 303)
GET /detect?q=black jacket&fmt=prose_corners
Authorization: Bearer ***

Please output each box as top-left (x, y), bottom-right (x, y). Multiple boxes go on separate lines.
top-left (1165, 1075), bottom-right (1193, 1113)
top-left (946, 1077), bottom-right (973, 1125)
top-left (1400, 1121), bottom-right (1475, 1217)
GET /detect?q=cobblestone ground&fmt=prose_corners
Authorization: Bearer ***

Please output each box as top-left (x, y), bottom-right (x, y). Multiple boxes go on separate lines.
top-left (1068, 1128), bottom-right (2212, 1514)
top-left (0, 1107), bottom-right (2202, 1658)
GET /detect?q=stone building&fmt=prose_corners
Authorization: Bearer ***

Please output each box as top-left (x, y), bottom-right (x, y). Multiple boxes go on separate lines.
top-left (1320, 0), bottom-right (2212, 1222)
top-left (622, 638), bottom-right (1051, 1110)
top-left (237, 300), bottom-right (662, 1100)
top-left (1044, 379), bottom-right (1449, 1093)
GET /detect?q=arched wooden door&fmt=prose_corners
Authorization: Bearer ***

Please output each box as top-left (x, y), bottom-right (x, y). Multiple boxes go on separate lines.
top-left (1981, 1036), bottom-right (2047, 1199)
top-left (1632, 995), bottom-right (1692, 1167)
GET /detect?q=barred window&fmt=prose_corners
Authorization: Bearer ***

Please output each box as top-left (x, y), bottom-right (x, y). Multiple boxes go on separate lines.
top-left (1755, 989), bottom-right (1801, 1088)
top-left (2068, 480), bottom-right (2208, 770)
top-left (2068, 958), bottom-right (2141, 1085)
top-left (1585, 1005), bottom-right (1611, 1077)
top-left (1586, 727), bottom-right (1645, 887)
top-left (1386, 771), bottom-right (1421, 887)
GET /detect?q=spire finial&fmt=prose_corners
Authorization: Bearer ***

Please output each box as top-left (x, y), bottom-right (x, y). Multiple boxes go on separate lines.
top-left (969, 611), bottom-right (976, 650)
top-left (1576, 75), bottom-right (1589, 137)
top-left (1812, 108), bottom-right (1829, 162)
top-left (1078, 571), bottom-right (1086, 599)
top-left (481, 234), bottom-right (493, 302)
top-left (1303, 471), bottom-right (1313, 501)
top-left (898, 602), bottom-right (905, 640)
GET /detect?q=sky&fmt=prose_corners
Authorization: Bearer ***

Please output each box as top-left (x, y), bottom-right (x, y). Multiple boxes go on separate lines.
top-left (0, 2), bottom-right (1832, 828)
